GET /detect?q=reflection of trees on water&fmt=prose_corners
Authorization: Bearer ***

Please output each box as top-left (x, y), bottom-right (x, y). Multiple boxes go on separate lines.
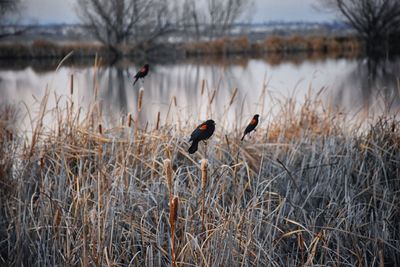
top-left (96, 66), bottom-right (130, 119)
top-left (333, 56), bottom-right (400, 113)
top-left (94, 60), bottom-right (256, 128)
top-left (31, 55), bottom-right (397, 128)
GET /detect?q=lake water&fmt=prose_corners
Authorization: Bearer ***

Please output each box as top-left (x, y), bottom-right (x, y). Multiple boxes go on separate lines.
top-left (1, 56), bottom-right (399, 133)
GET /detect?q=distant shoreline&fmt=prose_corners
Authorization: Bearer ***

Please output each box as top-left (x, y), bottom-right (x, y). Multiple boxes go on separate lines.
top-left (0, 35), bottom-right (361, 61)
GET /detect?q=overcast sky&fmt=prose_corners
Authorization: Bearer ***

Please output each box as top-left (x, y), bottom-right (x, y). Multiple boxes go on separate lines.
top-left (19, 0), bottom-right (337, 24)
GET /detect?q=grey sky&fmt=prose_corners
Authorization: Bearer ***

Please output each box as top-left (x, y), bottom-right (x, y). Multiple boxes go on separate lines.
top-left (20, 0), bottom-right (337, 24)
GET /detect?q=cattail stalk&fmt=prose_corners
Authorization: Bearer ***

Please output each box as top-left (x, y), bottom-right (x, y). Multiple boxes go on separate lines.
top-left (201, 79), bottom-right (206, 95)
top-left (155, 111), bottom-right (160, 130)
top-left (70, 74), bottom-right (74, 95)
top-left (209, 89), bottom-right (216, 105)
top-left (138, 88), bottom-right (144, 112)
top-left (229, 88), bottom-right (238, 106)
top-left (201, 159), bottom-right (208, 234)
top-left (172, 96), bottom-right (177, 107)
top-left (170, 196), bottom-right (179, 267)
top-left (127, 113), bottom-right (132, 127)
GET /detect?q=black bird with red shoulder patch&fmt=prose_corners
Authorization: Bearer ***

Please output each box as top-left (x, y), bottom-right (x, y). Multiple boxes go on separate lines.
top-left (188, 120), bottom-right (216, 154)
top-left (241, 114), bottom-right (259, 141)
top-left (132, 64), bottom-right (149, 86)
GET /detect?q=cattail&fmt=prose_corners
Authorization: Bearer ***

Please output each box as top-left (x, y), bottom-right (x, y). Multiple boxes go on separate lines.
top-left (98, 123), bottom-right (103, 135)
top-left (170, 196), bottom-right (179, 227)
top-left (164, 159), bottom-right (173, 192)
top-left (201, 159), bottom-right (208, 190)
top-left (170, 196), bottom-right (179, 267)
top-left (53, 207), bottom-right (62, 228)
top-left (127, 113), bottom-right (132, 127)
top-left (229, 88), bottom-right (238, 106)
top-left (138, 88), bottom-right (144, 112)
top-left (172, 96), bottom-right (177, 107)
top-left (201, 79), bottom-right (206, 95)
top-left (155, 111), bottom-right (160, 130)
top-left (201, 159), bottom-right (208, 234)
top-left (70, 74), bottom-right (74, 95)
top-left (209, 89), bottom-right (216, 105)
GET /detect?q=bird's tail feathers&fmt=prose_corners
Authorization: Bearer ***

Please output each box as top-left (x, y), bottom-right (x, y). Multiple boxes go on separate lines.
top-left (241, 134), bottom-right (246, 141)
top-left (188, 140), bottom-right (199, 154)
top-left (133, 77), bottom-right (138, 86)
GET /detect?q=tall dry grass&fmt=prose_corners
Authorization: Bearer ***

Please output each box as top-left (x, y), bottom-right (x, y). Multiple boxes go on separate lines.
top-left (0, 70), bottom-right (399, 266)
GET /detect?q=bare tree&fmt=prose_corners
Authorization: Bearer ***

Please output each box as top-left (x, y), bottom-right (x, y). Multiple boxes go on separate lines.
top-left (317, 0), bottom-right (400, 54)
top-left (0, 0), bottom-right (19, 18)
top-left (181, 0), bottom-right (252, 40)
top-left (76, 0), bottom-right (176, 56)
top-left (0, 0), bottom-right (27, 39)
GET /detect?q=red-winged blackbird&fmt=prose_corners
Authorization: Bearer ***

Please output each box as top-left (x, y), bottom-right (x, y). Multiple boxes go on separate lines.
top-left (241, 114), bottom-right (259, 141)
top-left (132, 64), bottom-right (149, 86)
top-left (188, 120), bottom-right (216, 154)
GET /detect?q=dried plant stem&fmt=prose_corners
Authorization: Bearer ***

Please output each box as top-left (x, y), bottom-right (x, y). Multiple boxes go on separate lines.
top-left (229, 88), bottom-right (238, 106)
top-left (201, 159), bottom-right (208, 234)
top-left (172, 96), bottom-right (177, 107)
top-left (170, 196), bottom-right (179, 267)
top-left (155, 111), bottom-right (160, 130)
top-left (201, 79), bottom-right (206, 95)
top-left (163, 159), bottom-right (177, 265)
top-left (70, 74), bottom-right (74, 95)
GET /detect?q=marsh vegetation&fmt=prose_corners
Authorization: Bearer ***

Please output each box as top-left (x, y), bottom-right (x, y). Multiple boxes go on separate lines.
top-left (0, 65), bottom-right (399, 265)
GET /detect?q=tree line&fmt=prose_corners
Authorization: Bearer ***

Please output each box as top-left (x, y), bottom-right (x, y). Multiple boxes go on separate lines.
top-left (1, 0), bottom-right (400, 57)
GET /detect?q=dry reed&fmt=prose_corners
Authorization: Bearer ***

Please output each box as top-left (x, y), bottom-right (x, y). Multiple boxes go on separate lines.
top-left (70, 74), bottom-right (74, 95)
top-left (201, 159), bottom-right (208, 234)
top-left (155, 111), bottom-right (160, 130)
top-left (229, 88), bottom-right (238, 106)
top-left (170, 196), bottom-right (179, 267)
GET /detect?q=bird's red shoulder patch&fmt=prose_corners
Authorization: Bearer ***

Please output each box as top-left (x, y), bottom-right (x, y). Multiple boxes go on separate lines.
top-left (140, 67), bottom-right (146, 73)
top-left (250, 118), bottom-right (257, 125)
top-left (199, 124), bottom-right (207, 130)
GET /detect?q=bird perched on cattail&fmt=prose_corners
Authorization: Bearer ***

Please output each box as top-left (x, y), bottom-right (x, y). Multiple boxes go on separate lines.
top-left (241, 114), bottom-right (259, 141)
top-left (188, 120), bottom-right (216, 154)
top-left (132, 64), bottom-right (149, 86)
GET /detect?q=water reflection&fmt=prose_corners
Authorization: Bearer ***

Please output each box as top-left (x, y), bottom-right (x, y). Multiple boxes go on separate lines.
top-left (0, 55), bottom-right (399, 132)
top-left (333, 57), bottom-right (400, 114)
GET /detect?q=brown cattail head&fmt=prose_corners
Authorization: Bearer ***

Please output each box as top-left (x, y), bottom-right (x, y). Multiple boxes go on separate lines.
top-left (229, 88), bottom-right (238, 106)
top-left (8, 131), bottom-right (13, 141)
top-left (127, 113), bottom-right (132, 127)
top-left (138, 88), bottom-right (144, 112)
top-left (98, 123), bottom-right (103, 135)
top-left (172, 96), bottom-right (177, 107)
top-left (170, 196), bottom-right (179, 226)
top-left (155, 111), bottom-right (160, 130)
top-left (201, 159), bottom-right (208, 190)
top-left (164, 159), bottom-right (173, 192)
top-left (53, 207), bottom-right (62, 228)
top-left (201, 79), bottom-right (206, 95)
top-left (70, 74), bottom-right (74, 95)
top-left (209, 89), bottom-right (216, 105)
